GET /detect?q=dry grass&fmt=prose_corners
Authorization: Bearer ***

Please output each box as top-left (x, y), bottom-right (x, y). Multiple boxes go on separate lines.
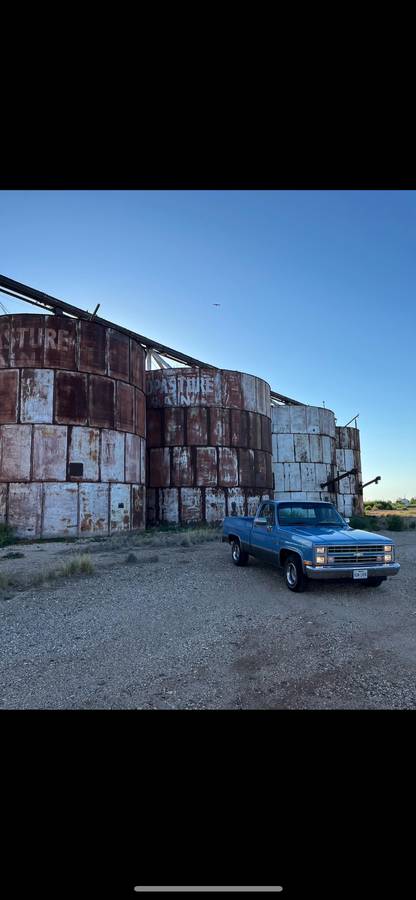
top-left (58, 554), bottom-right (95, 577)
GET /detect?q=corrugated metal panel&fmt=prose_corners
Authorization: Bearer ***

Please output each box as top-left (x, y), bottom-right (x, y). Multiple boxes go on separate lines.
top-left (238, 449), bottom-right (255, 487)
top-left (172, 447), bottom-right (194, 486)
top-left (135, 389), bottom-right (146, 437)
top-left (10, 315), bottom-right (44, 367)
top-left (89, 376), bottom-right (115, 429)
top-left (100, 429), bottom-right (125, 482)
top-left (227, 487), bottom-right (246, 518)
top-left (68, 427), bottom-right (100, 481)
top-left (79, 321), bottom-right (107, 374)
top-left (180, 487), bottom-right (202, 524)
top-left (199, 369), bottom-right (222, 406)
top-left (125, 432), bottom-right (141, 483)
top-left (218, 447), bottom-right (238, 486)
top-left (148, 447), bottom-right (170, 487)
top-left (0, 424), bottom-right (32, 481)
top-left (230, 409), bottom-right (248, 448)
top-left (108, 329), bottom-right (130, 382)
top-left (159, 487), bottom-right (179, 524)
top-left (132, 484), bottom-right (145, 529)
top-left (110, 483), bottom-right (131, 531)
top-left (0, 319), bottom-right (10, 367)
top-left (0, 369), bottom-right (18, 423)
top-left (146, 408), bottom-right (161, 448)
top-left (32, 425), bottom-right (67, 481)
top-left (79, 482), bottom-right (109, 533)
top-left (210, 408), bottom-right (230, 446)
top-left (187, 407), bottom-right (208, 445)
top-left (54, 371), bottom-right (87, 425)
top-left (294, 433), bottom-right (310, 462)
top-left (205, 488), bottom-right (226, 523)
top-left (177, 371), bottom-right (200, 406)
top-left (43, 317), bottom-right (77, 369)
top-left (116, 381), bottom-right (134, 432)
top-left (8, 482), bottom-right (42, 538)
top-left (130, 340), bottom-right (144, 390)
top-left (222, 371), bottom-right (243, 410)
top-left (42, 483), bottom-right (78, 536)
top-left (195, 447), bottom-right (217, 486)
top-left (164, 408), bottom-right (185, 446)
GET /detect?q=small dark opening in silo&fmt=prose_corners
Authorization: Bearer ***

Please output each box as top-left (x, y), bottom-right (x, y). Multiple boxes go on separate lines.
top-left (69, 462), bottom-right (84, 477)
top-left (118, 503), bottom-right (124, 509)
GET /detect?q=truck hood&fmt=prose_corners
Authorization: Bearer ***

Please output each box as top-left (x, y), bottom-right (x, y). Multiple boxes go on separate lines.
top-left (286, 526), bottom-right (392, 545)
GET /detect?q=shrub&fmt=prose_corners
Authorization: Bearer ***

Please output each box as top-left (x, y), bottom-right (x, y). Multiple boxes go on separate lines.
top-left (349, 515), bottom-right (380, 532)
top-left (59, 554), bottom-right (95, 576)
top-left (409, 521), bottom-right (416, 530)
top-left (385, 515), bottom-right (406, 531)
top-left (0, 523), bottom-right (15, 547)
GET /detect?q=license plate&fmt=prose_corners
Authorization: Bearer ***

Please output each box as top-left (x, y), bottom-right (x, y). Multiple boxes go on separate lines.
top-left (353, 569), bottom-right (368, 579)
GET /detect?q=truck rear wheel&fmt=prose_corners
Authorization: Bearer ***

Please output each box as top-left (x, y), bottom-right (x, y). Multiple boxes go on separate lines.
top-left (284, 554), bottom-right (307, 592)
top-left (231, 539), bottom-right (249, 567)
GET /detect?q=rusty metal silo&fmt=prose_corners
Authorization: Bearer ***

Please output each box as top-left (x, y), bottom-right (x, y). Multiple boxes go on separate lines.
top-left (271, 404), bottom-right (338, 504)
top-left (0, 313), bottom-right (146, 538)
top-left (335, 425), bottom-right (363, 517)
top-left (146, 367), bottom-right (273, 525)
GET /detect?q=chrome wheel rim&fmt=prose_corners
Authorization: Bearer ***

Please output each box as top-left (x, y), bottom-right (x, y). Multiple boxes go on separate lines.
top-left (232, 542), bottom-right (240, 561)
top-left (287, 562), bottom-right (297, 586)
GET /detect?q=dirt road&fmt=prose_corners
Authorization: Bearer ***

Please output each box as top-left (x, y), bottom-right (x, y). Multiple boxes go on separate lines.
top-left (1, 530), bottom-right (415, 709)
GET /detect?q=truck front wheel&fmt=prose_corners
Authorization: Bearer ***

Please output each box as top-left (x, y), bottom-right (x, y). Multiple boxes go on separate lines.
top-left (284, 554), bottom-right (307, 592)
top-left (231, 539), bottom-right (249, 567)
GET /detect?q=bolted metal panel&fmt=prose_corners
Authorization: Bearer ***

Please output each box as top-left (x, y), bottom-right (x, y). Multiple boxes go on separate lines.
top-left (89, 375), bottom-right (115, 429)
top-left (238, 448), bottom-right (255, 487)
top-left (247, 412), bottom-right (262, 450)
top-left (43, 316), bottom-right (77, 369)
top-left (8, 482), bottom-right (43, 538)
top-left (42, 483), bottom-right (78, 537)
top-left (21, 368), bottom-right (54, 424)
top-left (294, 433), bottom-right (310, 463)
top-left (146, 488), bottom-right (157, 526)
top-left (10, 315), bottom-right (44, 367)
top-left (177, 370), bottom-right (200, 406)
top-left (181, 487), bottom-right (202, 524)
top-left (205, 487), bottom-right (226, 523)
top-left (0, 424), bottom-right (32, 481)
top-left (172, 446), bottom-right (194, 486)
top-left (265, 452), bottom-right (272, 489)
top-left (68, 426), bottom-right (100, 481)
top-left (306, 406), bottom-right (320, 434)
top-left (315, 463), bottom-right (330, 488)
top-left (146, 408), bottom-right (162, 447)
top-left (247, 492), bottom-right (267, 516)
top-left (254, 450), bottom-right (267, 489)
top-left (110, 483), bottom-right (131, 531)
top-left (164, 408), bottom-right (185, 446)
top-left (132, 484), bottom-right (146, 529)
top-left (255, 378), bottom-right (268, 417)
top-left (227, 487), bottom-right (246, 517)
top-left (230, 409), bottom-right (248, 448)
top-left (55, 370), bottom-right (88, 425)
top-left (284, 462), bottom-right (301, 492)
top-left (0, 484), bottom-right (6, 521)
top-left (79, 482), bottom-right (109, 533)
top-left (108, 329), bottom-right (130, 382)
top-left (0, 369), bottom-right (19, 423)
top-left (271, 405), bottom-right (291, 433)
top-left (125, 432), bottom-right (142, 484)
top-left (210, 408), bottom-right (230, 446)
top-left (200, 368), bottom-right (222, 406)
top-left (130, 339), bottom-right (144, 390)
top-left (32, 425), bottom-right (67, 481)
top-left (276, 433), bottom-right (295, 462)
top-left (101, 429), bottom-right (125, 482)
top-left (335, 449), bottom-right (345, 470)
top-left (300, 462), bottom-right (316, 491)
top-left (322, 436), bottom-right (333, 464)
top-left (241, 373), bottom-right (257, 412)
top-left (218, 447), bottom-right (238, 486)
top-left (309, 434), bottom-right (323, 463)
top-left (272, 462), bottom-right (285, 492)
top-left (187, 407), bottom-right (208, 445)
top-left (159, 487), bottom-right (179, 524)
top-left (289, 405), bottom-right (307, 433)
top-left (0, 319), bottom-right (10, 366)
top-left (116, 380), bottom-right (135, 432)
top-left (221, 371), bottom-right (243, 410)
top-left (195, 447), bottom-right (217, 487)
top-left (79, 320), bottom-right (107, 374)
top-left (261, 415), bottom-right (272, 453)
top-left (149, 447), bottom-right (170, 487)
top-left (140, 438), bottom-right (146, 486)
top-left (135, 389), bottom-right (146, 438)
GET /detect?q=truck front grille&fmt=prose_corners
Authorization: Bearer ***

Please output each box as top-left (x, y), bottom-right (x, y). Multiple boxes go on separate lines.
top-left (326, 545), bottom-right (386, 565)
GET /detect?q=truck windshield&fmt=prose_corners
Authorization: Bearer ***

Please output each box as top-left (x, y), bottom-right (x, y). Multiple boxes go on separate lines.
top-left (277, 503), bottom-right (345, 527)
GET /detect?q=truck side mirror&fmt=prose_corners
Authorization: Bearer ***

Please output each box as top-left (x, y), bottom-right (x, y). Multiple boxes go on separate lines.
top-left (254, 516), bottom-right (267, 526)
top-left (345, 517), bottom-right (350, 524)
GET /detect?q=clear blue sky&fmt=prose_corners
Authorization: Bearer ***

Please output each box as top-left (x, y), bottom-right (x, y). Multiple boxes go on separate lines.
top-left (0, 190), bottom-right (414, 500)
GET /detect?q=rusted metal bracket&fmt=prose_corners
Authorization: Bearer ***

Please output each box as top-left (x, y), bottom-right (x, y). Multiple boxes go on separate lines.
top-left (359, 475), bottom-right (381, 492)
top-left (320, 467), bottom-right (358, 491)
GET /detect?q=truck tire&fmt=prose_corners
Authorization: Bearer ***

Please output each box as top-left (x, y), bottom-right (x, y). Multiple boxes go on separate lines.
top-left (362, 577), bottom-right (385, 587)
top-left (231, 539), bottom-right (249, 567)
top-left (284, 554), bottom-right (307, 592)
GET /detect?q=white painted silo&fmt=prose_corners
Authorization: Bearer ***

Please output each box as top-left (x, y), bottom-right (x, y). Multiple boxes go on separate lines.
top-left (271, 404), bottom-right (337, 504)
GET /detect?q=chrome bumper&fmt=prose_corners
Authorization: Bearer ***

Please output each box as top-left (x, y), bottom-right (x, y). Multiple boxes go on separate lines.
top-left (304, 563), bottom-right (400, 580)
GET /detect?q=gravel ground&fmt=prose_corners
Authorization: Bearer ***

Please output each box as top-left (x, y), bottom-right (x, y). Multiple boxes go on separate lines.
top-left (1, 530), bottom-right (415, 709)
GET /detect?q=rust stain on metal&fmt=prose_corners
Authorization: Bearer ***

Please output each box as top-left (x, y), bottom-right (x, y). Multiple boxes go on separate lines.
top-left (218, 447), bottom-right (238, 486)
top-left (159, 487), bottom-right (179, 524)
top-left (89, 375), bottom-right (115, 429)
top-left (187, 407), bottom-right (208, 445)
top-left (149, 447), bottom-right (170, 487)
top-left (55, 370), bottom-right (88, 425)
top-left (199, 369), bottom-right (222, 406)
top-left (42, 483), bottom-right (78, 536)
top-left (100, 429), bottom-right (125, 482)
top-left (0, 484), bottom-right (6, 521)
top-left (261, 415), bottom-right (272, 453)
top-left (195, 447), bottom-right (217, 486)
top-left (132, 484), bottom-right (146, 529)
top-left (10, 315), bottom-right (44, 367)
top-left (0, 369), bottom-right (18, 423)
top-left (222, 371), bottom-right (243, 409)
top-left (254, 450), bottom-right (267, 489)
top-left (79, 320), bottom-right (107, 374)
top-left (108, 329), bottom-right (130, 382)
top-left (230, 409), bottom-right (248, 448)
top-left (135, 389), bottom-right (146, 437)
top-left (145, 408), bottom-right (161, 447)
top-left (248, 412), bottom-right (262, 450)
top-left (171, 447), bottom-right (194, 486)
top-left (209, 408), bottom-right (230, 446)
top-left (43, 316), bottom-right (77, 369)
top-left (125, 432), bottom-right (141, 483)
top-left (130, 339), bottom-right (144, 390)
top-left (177, 370), bottom-right (200, 406)
top-left (205, 488), bottom-right (226, 523)
top-left (164, 408), bottom-right (185, 446)
top-left (180, 487), bottom-right (202, 524)
top-left (227, 487), bottom-right (246, 518)
top-left (116, 380), bottom-right (135, 432)
top-left (68, 427), bottom-right (100, 481)
top-left (0, 424), bottom-right (32, 481)
top-left (32, 425), bottom-right (67, 481)
top-left (79, 482), bottom-right (109, 533)
top-left (21, 368), bottom-right (54, 424)
top-left (0, 319), bottom-right (10, 367)
top-left (110, 483), bottom-right (131, 531)
top-left (238, 448), bottom-right (255, 487)
top-left (8, 482), bottom-right (43, 538)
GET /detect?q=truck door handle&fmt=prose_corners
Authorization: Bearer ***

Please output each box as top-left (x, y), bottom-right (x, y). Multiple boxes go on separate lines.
top-left (267, 525), bottom-right (273, 532)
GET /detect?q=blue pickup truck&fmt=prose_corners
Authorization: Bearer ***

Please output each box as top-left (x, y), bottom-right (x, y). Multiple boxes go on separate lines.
top-left (222, 499), bottom-right (400, 592)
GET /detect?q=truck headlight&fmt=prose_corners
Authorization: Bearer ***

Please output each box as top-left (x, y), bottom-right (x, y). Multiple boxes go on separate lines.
top-left (384, 553), bottom-right (392, 562)
top-left (315, 547), bottom-right (327, 565)
top-left (384, 545), bottom-right (393, 553)
top-left (316, 556), bottom-right (325, 565)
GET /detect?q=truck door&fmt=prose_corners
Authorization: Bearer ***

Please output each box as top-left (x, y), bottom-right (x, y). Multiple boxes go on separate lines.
top-left (252, 501), bottom-right (278, 563)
